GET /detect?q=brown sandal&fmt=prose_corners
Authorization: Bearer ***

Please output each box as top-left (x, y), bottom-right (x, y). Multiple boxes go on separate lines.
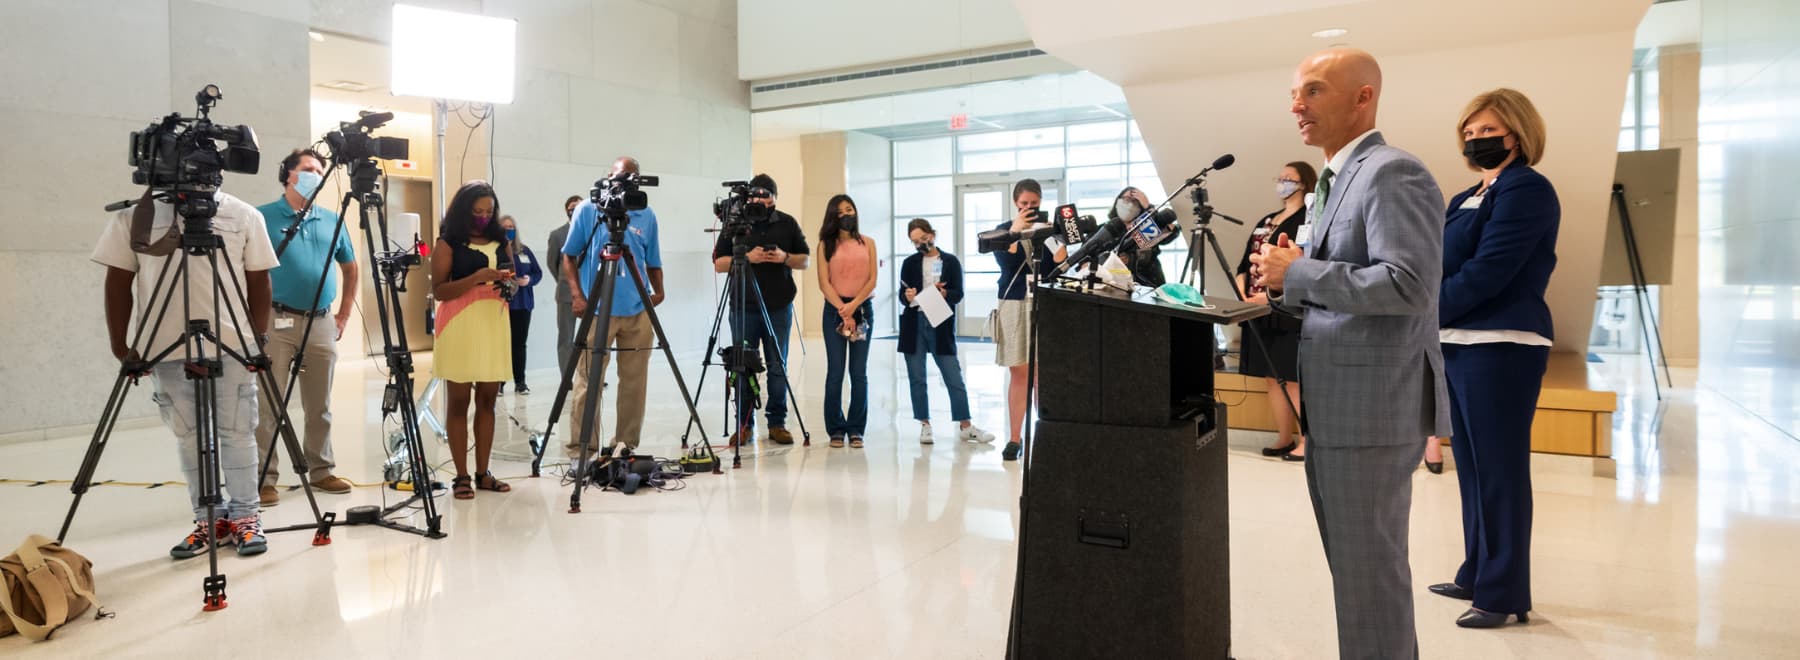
top-left (452, 475), bottom-right (474, 500)
top-left (475, 471), bottom-right (511, 493)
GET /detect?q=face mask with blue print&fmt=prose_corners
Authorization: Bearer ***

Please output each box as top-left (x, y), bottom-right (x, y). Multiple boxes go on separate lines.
top-left (504, 228), bottom-right (517, 241)
top-left (294, 170), bottom-right (323, 199)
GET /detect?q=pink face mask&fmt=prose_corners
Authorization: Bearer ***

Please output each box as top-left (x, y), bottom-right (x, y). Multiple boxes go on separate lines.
top-left (473, 214), bottom-right (492, 232)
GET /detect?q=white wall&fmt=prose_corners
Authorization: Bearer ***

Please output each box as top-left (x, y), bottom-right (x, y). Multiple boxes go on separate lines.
top-left (737, 0), bottom-right (1029, 81)
top-left (0, 0), bottom-right (313, 439)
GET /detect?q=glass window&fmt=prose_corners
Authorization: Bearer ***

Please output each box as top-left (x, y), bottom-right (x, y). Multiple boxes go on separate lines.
top-left (1068, 142), bottom-right (1124, 166)
top-left (1129, 163), bottom-right (1166, 202)
top-left (1019, 127), bottom-right (1063, 147)
top-left (894, 177), bottom-right (952, 216)
top-left (960, 150), bottom-right (1016, 173)
top-left (958, 131), bottom-right (1017, 151)
top-left (1128, 139), bottom-right (1152, 163)
top-left (894, 137), bottom-right (952, 177)
top-left (1069, 121), bottom-right (1126, 143)
top-left (1618, 128), bottom-right (1635, 152)
top-left (1018, 146), bottom-right (1064, 170)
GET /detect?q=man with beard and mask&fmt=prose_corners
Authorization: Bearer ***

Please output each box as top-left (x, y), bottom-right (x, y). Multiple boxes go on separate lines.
top-left (253, 148), bottom-right (359, 506)
top-left (548, 194), bottom-right (582, 375)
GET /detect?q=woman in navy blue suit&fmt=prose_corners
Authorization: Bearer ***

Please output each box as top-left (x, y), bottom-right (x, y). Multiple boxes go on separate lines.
top-left (1427, 89), bottom-right (1560, 629)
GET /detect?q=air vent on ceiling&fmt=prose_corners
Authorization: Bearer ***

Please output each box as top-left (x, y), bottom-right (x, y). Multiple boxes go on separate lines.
top-left (753, 48), bottom-right (1047, 94)
top-left (317, 80), bottom-right (374, 92)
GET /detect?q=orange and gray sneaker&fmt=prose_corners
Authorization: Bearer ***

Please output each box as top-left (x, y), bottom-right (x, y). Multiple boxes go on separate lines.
top-left (228, 515), bottom-right (268, 557)
top-left (170, 518), bottom-right (232, 560)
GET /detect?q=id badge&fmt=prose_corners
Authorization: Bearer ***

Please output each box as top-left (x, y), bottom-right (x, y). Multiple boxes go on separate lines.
top-left (273, 317), bottom-right (296, 331)
top-left (1294, 223), bottom-right (1314, 248)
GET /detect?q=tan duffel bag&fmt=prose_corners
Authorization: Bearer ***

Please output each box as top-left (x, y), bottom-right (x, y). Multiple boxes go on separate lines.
top-left (0, 534), bottom-right (108, 641)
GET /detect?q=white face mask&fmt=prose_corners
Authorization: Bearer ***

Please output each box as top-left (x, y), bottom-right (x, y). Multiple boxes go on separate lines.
top-left (1114, 199), bottom-right (1141, 220)
top-left (1276, 180), bottom-right (1301, 200)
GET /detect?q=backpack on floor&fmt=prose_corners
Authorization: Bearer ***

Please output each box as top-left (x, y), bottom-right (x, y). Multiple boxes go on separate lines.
top-left (0, 535), bottom-right (107, 641)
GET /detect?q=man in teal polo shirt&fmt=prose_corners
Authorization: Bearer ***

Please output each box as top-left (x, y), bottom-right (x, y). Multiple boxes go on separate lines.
top-left (253, 148), bottom-right (359, 504)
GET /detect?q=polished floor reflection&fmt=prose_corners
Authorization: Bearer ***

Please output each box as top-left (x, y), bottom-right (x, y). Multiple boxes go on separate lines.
top-left (1, 342), bottom-right (1797, 658)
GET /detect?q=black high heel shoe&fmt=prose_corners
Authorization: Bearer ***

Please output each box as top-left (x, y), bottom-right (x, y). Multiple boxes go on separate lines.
top-left (1261, 442), bottom-right (1297, 457)
top-left (1456, 608), bottom-right (1528, 628)
top-left (1426, 460), bottom-right (1444, 474)
top-left (1428, 583), bottom-right (1473, 600)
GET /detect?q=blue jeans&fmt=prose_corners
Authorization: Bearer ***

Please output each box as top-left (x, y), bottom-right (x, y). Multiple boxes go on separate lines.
top-left (730, 302), bottom-right (792, 429)
top-left (906, 329), bottom-right (971, 422)
top-left (151, 362), bottom-right (261, 521)
top-left (822, 301), bottom-right (872, 436)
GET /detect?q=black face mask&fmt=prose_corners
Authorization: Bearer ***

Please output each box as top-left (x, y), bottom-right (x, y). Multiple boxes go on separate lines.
top-left (1463, 136), bottom-right (1513, 170)
top-left (839, 214), bottom-right (858, 233)
top-left (915, 240), bottom-right (933, 254)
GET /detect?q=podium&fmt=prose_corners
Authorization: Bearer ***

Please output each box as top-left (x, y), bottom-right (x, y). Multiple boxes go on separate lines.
top-left (1012, 285), bottom-right (1267, 660)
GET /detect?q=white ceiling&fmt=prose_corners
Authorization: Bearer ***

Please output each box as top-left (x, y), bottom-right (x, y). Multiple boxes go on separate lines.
top-left (751, 70), bottom-right (1127, 141)
top-left (1636, 0), bottom-right (1701, 50)
top-left (1017, 0), bottom-right (1656, 86)
top-left (309, 31), bottom-right (434, 116)
top-left (738, 0), bottom-right (1030, 81)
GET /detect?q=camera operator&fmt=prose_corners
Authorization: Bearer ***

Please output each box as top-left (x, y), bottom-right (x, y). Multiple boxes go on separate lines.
top-left (992, 178), bottom-right (1066, 461)
top-left (251, 148), bottom-right (358, 506)
top-left (711, 173), bottom-right (809, 446)
top-left (562, 157), bottom-right (663, 457)
top-left (93, 190), bottom-right (278, 559)
top-left (548, 194), bottom-right (582, 375)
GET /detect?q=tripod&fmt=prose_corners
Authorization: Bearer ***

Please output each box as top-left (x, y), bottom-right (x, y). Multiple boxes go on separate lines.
top-left (254, 156), bottom-right (444, 539)
top-left (1611, 183), bottom-right (1674, 400)
top-left (679, 234), bottom-right (815, 469)
top-left (63, 191), bottom-right (334, 612)
top-left (528, 203), bottom-right (711, 513)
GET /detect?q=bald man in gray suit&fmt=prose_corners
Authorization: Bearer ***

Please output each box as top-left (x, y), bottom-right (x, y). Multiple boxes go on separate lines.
top-left (1252, 48), bottom-right (1452, 660)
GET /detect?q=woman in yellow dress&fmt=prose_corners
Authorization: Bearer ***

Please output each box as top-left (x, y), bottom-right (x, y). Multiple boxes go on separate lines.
top-left (431, 181), bottom-right (513, 499)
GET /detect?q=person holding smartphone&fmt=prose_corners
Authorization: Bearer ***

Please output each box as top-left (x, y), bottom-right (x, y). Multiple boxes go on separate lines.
top-left (430, 181), bottom-right (514, 499)
top-left (991, 178), bottom-right (1066, 460)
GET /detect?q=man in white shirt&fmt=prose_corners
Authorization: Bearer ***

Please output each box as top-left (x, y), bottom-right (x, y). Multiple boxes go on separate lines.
top-left (92, 190), bottom-right (280, 560)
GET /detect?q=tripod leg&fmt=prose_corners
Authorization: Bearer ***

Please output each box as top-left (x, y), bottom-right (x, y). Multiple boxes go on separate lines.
top-left (59, 370), bottom-right (140, 542)
top-left (569, 257), bottom-right (622, 513)
top-left (621, 250), bottom-right (710, 446)
top-left (746, 273), bottom-right (811, 444)
top-left (534, 286), bottom-right (601, 476)
top-left (680, 286), bottom-right (734, 449)
top-left (1614, 189), bottom-right (1665, 400)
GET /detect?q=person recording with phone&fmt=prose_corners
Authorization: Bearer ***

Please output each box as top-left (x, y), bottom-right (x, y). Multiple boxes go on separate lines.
top-left (711, 173), bottom-right (810, 447)
top-left (94, 190), bottom-right (277, 559)
top-left (991, 178), bottom-right (1066, 461)
top-left (431, 181), bottom-right (513, 500)
top-left (499, 214), bottom-right (542, 395)
top-left (252, 148), bottom-right (359, 506)
top-left (900, 219), bottom-right (995, 446)
top-left (548, 195), bottom-right (582, 376)
top-left (815, 195), bottom-right (877, 449)
top-left (1235, 161), bottom-right (1315, 462)
top-left (563, 156), bottom-right (663, 459)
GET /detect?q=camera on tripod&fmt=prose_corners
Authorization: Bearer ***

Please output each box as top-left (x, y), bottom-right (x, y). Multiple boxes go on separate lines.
top-left (125, 85), bottom-right (259, 226)
top-left (713, 180), bottom-right (774, 238)
top-left (591, 171), bottom-right (658, 231)
top-left (321, 111), bottom-right (410, 197)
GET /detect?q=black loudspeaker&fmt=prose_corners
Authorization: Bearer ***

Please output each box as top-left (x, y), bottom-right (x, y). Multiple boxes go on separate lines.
top-left (1015, 406), bottom-right (1230, 659)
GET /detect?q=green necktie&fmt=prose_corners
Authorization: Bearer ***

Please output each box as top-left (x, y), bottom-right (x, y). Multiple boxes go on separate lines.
top-left (1312, 166), bottom-right (1335, 224)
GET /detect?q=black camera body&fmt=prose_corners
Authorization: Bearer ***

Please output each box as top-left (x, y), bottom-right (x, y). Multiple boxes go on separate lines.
top-left (713, 180), bottom-right (774, 239)
top-left (591, 171), bottom-right (657, 228)
top-left (127, 85), bottom-right (259, 197)
top-left (323, 111), bottom-right (410, 197)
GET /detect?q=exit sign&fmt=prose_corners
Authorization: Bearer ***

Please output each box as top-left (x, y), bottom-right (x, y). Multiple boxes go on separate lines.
top-left (949, 114), bottom-right (969, 131)
top-left (393, 160), bottom-right (419, 171)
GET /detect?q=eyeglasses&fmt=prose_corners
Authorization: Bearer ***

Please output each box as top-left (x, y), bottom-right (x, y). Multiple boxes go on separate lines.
top-left (1274, 178), bottom-right (1302, 184)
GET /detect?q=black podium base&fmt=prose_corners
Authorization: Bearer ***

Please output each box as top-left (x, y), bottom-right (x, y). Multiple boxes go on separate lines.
top-left (1014, 406), bottom-right (1231, 659)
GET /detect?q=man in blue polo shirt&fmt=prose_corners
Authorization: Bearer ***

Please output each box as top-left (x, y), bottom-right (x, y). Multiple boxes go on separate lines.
top-left (562, 156), bottom-right (664, 458)
top-left (253, 148), bottom-right (359, 504)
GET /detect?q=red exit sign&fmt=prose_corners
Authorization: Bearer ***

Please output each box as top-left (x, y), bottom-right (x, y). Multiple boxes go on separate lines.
top-left (949, 114), bottom-right (969, 131)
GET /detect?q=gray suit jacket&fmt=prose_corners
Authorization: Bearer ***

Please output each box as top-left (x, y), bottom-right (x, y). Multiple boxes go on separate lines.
top-left (548, 222), bottom-right (572, 304)
top-left (1280, 132), bottom-right (1452, 446)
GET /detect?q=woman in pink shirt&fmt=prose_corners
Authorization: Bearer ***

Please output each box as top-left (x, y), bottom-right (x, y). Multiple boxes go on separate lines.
top-left (816, 194), bottom-right (878, 448)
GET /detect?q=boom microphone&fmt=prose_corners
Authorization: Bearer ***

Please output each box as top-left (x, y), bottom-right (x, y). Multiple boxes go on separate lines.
top-left (1185, 153), bottom-right (1236, 183)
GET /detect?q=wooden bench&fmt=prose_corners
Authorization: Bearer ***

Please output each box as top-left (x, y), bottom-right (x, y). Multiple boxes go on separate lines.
top-left (1214, 351), bottom-right (1617, 457)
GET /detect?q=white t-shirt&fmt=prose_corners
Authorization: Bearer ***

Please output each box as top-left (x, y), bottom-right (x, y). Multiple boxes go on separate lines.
top-left (90, 192), bottom-right (279, 356)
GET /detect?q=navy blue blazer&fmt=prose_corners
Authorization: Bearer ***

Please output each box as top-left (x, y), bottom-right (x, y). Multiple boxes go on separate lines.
top-left (897, 250), bottom-right (964, 355)
top-left (1440, 161), bottom-right (1561, 339)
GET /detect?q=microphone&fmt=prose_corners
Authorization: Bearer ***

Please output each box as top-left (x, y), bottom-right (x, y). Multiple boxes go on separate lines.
top-left (976, 223), bottom-right (1054, 254)
top-left (1126, 208), bottom-right (1180, 251)
top-left (354, 111), bottom-right (396, 129)
top-left (1057, 217), bottom-right (1129, 273)
top-left (1185, 153), bottom-right (1236, 183)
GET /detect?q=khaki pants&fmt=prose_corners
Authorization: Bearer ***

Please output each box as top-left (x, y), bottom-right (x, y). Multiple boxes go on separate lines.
top-left (255, 309), bottom-right (338, 486)
top-left (567, 311), bottom-right (653, 455)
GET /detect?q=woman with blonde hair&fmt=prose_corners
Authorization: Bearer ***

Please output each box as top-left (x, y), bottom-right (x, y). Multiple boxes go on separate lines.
top-left (1426, 88), bottom-right (1560, 629)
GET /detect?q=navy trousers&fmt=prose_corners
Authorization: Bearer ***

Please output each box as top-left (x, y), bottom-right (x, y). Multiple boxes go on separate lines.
top-left (1444, 342), bottom-right (1548, 614)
